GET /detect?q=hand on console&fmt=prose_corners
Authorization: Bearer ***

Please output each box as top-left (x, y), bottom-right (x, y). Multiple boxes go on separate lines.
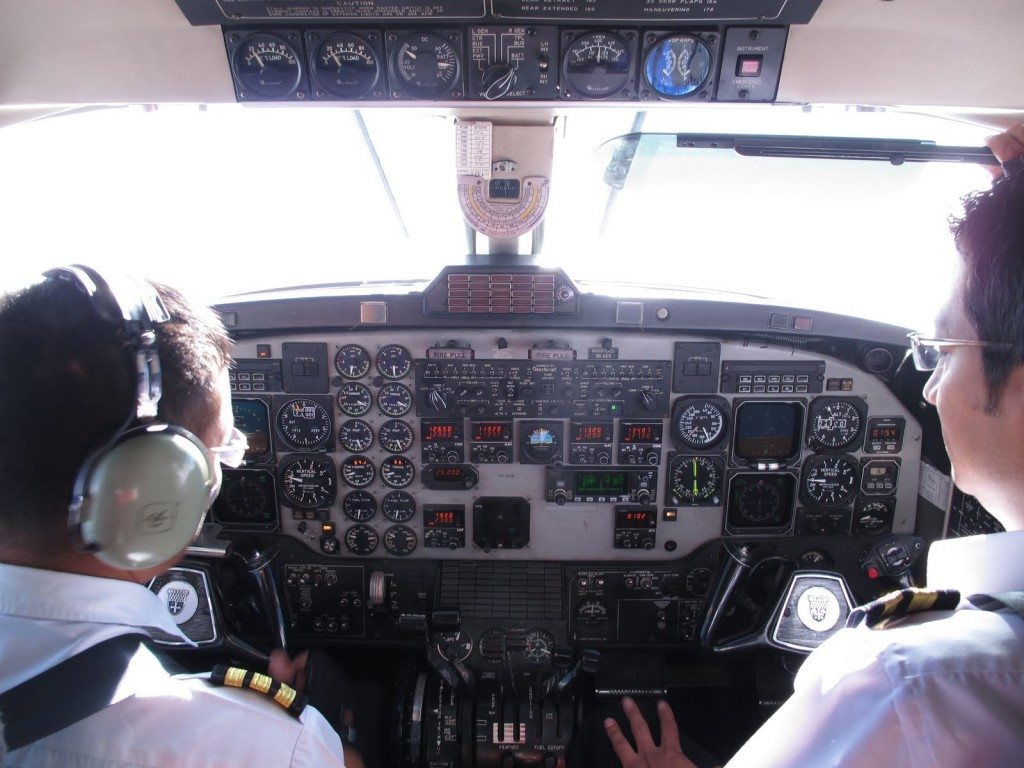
top-left (268, 647), bottom-right (310, 691)
top-left (604, 697), bottom-right (698, 768)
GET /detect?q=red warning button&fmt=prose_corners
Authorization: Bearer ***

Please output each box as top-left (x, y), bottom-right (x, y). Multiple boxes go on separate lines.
top-left (737, 55), bottom-right (763, 78)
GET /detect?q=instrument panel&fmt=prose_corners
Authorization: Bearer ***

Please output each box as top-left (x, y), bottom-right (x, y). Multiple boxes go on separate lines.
top-left (220, 22), bottom-right (789, 104)
top-left (215, 328), bottom-right (922, 563)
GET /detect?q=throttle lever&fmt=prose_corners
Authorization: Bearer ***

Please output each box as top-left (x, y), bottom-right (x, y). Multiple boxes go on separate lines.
top-left (541, 647), bottom-right (599, 703)
top-left (860, 534), bottom-right (926, 589)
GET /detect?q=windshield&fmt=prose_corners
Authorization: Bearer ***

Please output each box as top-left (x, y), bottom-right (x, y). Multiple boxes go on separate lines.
top-left (0, 103), bottom-right (994, 328)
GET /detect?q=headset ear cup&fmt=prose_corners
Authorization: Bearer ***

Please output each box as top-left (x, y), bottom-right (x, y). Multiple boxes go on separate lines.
top-left (78, 425), bottom-right (214, 571)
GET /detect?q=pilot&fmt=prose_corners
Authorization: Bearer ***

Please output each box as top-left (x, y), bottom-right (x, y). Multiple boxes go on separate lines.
top-left (0, 270), bottom-right (350, 766)
top-left (601, 125), bottom-right (1024, 768)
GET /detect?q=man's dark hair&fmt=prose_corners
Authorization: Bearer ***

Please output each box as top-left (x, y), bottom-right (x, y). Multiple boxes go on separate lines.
top-left (951, 172), bottom-right (1024, 412)
top-left (0, 276), bottom-right (232, 551)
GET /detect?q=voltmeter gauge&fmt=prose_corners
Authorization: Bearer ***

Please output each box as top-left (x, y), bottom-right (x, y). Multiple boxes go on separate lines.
top-left (343, 490), bottom-right (377, 522)
top-left (801, 454), bottom-right (859, 508)
top-left (391, 32), bottom-right (461, 98)
top-left (279, 455), bottom-right (336, 509)
top-left (342, 455), bottom-right (376, 488)
top-left (808, 399), bottom-right (864, 450)
top-left (311, 32), bottom-right (380, 99)
top-left (231, 34), bottom-right (302, 99)
top-left (334, 344), bottom-right (371, 379)
top-left (375, 344), bottom-right (413, 379)
top-left (337, 383), bottom-right (373, 417)
top-left (338, 419), bottom-right (373, 453)
top-left (383, 524), bottom-right (418, 556)
top-left (644, 35), bottom-right (712, 98)
top-left (562, 32), bottom-right (632, 99)
top-left (669, 455), bottom-right (723, 505)
top-left (672, 398), bottom-right (727, 450)
top-left (277, 399), bottom-right (332, 450)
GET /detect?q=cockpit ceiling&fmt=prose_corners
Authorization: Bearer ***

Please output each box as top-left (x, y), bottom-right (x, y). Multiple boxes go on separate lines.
top-left (0, 0), bottom-right (1022, 116)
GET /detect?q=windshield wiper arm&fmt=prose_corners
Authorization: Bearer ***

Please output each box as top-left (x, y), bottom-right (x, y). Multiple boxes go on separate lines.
top-left (675, 134), bottom-right (997, 166)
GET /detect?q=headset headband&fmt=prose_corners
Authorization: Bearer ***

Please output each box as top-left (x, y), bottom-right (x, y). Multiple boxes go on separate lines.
top-left (43, 265), bottom-right (171, 422)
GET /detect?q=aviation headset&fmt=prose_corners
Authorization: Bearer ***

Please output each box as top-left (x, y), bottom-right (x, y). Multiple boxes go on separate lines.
top-left (46, 265), bottom-right (218, 571)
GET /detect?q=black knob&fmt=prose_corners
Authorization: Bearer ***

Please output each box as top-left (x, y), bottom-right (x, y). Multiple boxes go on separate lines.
top-left (636, 489), bottom-right (652, 506)
top-left (554, 489), bottom-right (568, 506)
top-left (429, 387), bottom-right (448, 411)
top-left (638, 389), bottom-right (658, 412)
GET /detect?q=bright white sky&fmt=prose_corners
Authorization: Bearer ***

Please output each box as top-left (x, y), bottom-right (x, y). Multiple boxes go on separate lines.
top-left (0, 103), bottom-right (994, 330)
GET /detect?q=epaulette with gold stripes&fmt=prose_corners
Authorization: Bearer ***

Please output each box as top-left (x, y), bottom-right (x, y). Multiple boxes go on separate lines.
top-left (846, 588), bottom-right (961, 629)
top-left (210, 665), bottom-right (307, 718)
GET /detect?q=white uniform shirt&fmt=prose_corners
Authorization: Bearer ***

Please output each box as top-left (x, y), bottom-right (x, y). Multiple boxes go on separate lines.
top-left (727, 530), bottom-right (1024, 768)
top-left (0, 563), bottom-right (346, 767)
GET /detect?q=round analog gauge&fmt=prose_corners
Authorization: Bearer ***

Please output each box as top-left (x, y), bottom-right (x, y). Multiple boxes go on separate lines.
top-left (312, 32), bottom-right (380, 99)
top-left (799, 549), bottom-right (833, 568)
top-left (337, 383), bottom-right (373, 417)
top-left (669, 455), bottom-right (723, 504)
top-left (345, 524), bottom-right (379, 555)
top-left (343, 490), bottom-right (377, 522)
top-left (378, 383), bottom-right (413, 417)
top-left (685, 567), bottom-right (712, 597)
top-left (523, 628), bottom-right (555, 666)
top-left (277, 399), bottom-right (332, 449)
top-left (563, 32), bottom-right (632, 99)
top-left (341, 455), bottom-right (376, 488)
top-left (381, 455), bottom-right (415, 488)
top-left (382, 490), bottom-right (417, 523)
top-left (378, 419), bottom-right (414, 453)
top-left (391, 33), bottom-right (461, 98)
top-left (383, 524), bottom-right (418, 556)
top-left (232, 34), bottom-right (302, 99)
top-left (644, 35), bottom-right (712, 98)
top-left (521, 422), bottom-right (561, 464)
top-left (437, 630), bottom-right (473, 662)
top-left (855, 500), bottom-right (894, 534)
top-left (809, 400), bottom-right (863, 449)
top-left (375, 344), bottom-right (413, 379)
top-left (802, 455), bottom-right (859, 508)
top-left (334, 344), bottom-right (371, 379)
top-left (339, 419), bottom-right (374, 452)
top-left (672, 399), bottom-right (727, 450)
top-left (279, 455), bottom-right (336, 509)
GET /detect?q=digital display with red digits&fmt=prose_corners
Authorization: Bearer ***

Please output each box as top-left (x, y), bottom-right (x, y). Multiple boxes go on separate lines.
top-left (425, 509), bottom-right (464, 528)
top-left (471, 421), bottom-right (513, 442)
top-left (615, 507), bottom-right (656, 529)
top-left (424, 421), bottom-right (462, 442)
top-left (622, 423), bottom-right (663, 444)
top-left (870, 426), bottom-right (900, 440)
top-left (434, 466), bottom-right (465, 480)
top-left (572, 423), bottom-right (610, 443)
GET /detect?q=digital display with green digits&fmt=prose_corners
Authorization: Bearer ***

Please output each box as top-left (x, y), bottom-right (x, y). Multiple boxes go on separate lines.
top-left (574, 471), bottom-right (628, 495)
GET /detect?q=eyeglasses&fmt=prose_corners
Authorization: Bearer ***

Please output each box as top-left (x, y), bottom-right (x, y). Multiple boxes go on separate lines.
top-left (206, 426), bottom-right (249, 468)
top-left (907, 332), bottom-right (1013, 371)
